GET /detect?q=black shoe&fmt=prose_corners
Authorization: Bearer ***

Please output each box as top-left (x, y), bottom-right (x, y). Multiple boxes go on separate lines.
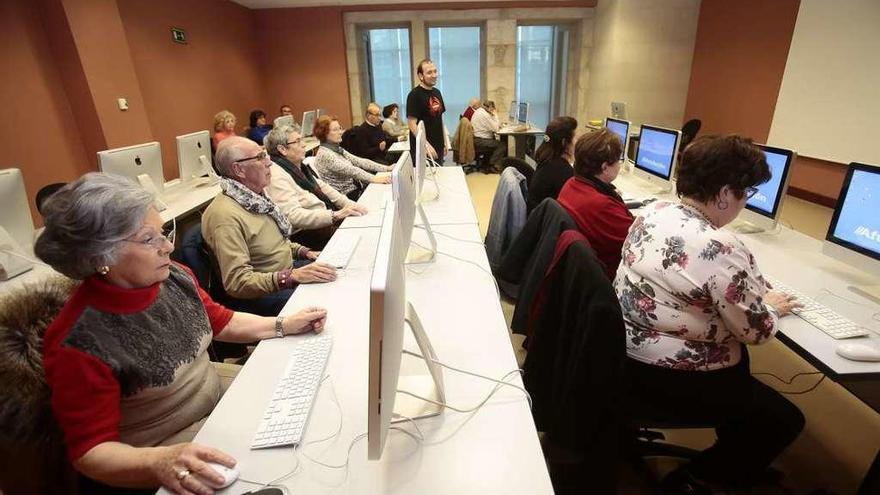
top-left (661, 466), bottom-right (717, 495)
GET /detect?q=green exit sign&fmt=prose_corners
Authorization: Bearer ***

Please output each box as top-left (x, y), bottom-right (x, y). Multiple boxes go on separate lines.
top-left (171, 27), bottom-right (187, 44)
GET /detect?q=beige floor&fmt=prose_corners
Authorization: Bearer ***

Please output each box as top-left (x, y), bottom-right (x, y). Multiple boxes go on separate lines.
top-left (463, 170), bottom-right (879, 494)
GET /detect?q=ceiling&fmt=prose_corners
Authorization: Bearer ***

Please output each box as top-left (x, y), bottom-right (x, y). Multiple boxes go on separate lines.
top-left (230, 0), bottom-right (567, 9)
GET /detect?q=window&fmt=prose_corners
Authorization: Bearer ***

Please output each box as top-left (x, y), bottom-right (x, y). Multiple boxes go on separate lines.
top-left (428, 26), bottom-right (482, 133)
top-left (363, 28), bottom-right (412, 116)
top-left (516, 25), bottom-right (571, 130)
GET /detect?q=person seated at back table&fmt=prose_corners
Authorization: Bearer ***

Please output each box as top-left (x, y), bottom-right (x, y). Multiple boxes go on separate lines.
top-left (312, 115), bottom-right (392, 200)
top-left (35, 172), bottom-right (327, 494)
top-left (264, 125), bottom-right (368, 249)
top-left (246, 109), bottom-right (272, 145)
top-left (212, 110), bottom-right (237, 149)
top-left (279, 104), bottom-right (293, 118)
top-left (557, 127), bottom-right (634, 280)
top-left (615, 135), bottom-right (805, 494)
top-left (352, 102), bottom-right (391, 163)
top-left (527, 116), bottom-right (578, 214)
top-left (381, 103), bottom-right (408, 140)
top-left (471, 100), bottom-right (506, 171)
top-left (202, 136), bottom-right (337, 316)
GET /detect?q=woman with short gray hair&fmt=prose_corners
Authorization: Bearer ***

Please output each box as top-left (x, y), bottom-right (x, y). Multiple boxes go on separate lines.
top-left (35, 172), bottom-right (328, 494)
top-left (264, 125), bottom-right (367, 248)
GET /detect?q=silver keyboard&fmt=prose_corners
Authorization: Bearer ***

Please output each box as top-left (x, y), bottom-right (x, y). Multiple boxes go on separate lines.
top-left (250, 333), bottom-right (332, 450)
top-left (765, 276), bottom-right (869, 339)
top-left (317, 232), bottom-right (360, 268)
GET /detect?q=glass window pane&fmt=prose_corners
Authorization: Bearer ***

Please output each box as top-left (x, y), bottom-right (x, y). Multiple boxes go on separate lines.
top-left (516, 26), bottom-right (554, 130)
top-left (429, 26), bottom-right (481, 133)
top-left (368, 28), bottom-right (412, 116)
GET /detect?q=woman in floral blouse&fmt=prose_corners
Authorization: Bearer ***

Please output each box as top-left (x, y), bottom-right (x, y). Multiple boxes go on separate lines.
top-left (614, 135), bottom-right (805, 493)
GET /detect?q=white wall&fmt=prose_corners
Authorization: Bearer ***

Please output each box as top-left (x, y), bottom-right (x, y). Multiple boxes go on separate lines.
top-left (586, 0), bottom-right (700, 129)
top-left (768, 0), bottom-right (880, 164)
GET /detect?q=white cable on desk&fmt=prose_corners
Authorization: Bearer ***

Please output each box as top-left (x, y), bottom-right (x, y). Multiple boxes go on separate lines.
top-left (398, 368), bottom-right (530, 414)
top-left (401, 349), bottom-right (531, 409)
top-left (431, 230), bottom-right (486, 245)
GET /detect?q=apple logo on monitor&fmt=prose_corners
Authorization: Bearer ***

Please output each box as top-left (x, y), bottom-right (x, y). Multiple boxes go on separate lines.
top-left (135, 156), bottom-right (142, 167)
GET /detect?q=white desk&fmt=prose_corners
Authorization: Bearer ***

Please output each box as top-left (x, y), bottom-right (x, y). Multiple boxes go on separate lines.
top-left (177, 222), bottom-right (552, 494)
top-left (340, 168), bottom-right (479, 229)
top-left (159, 178), bottom-right (221, 224)
top-left (613, 171), bottom-right (880, 378)
top-left (389, 141), bottom-right (409, 153)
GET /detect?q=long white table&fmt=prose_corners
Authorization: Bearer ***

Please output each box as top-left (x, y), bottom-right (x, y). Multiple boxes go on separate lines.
top-left (614, 171), bottom-right (880, 378)
top-left (175, 169), bottom-right (553, 494)
top-left (159, 178), bottom-right (221, 224)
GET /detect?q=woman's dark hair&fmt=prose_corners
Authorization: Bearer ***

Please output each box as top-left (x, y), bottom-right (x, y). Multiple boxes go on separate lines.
top-left (382, 103), bottom-right (398, 119)
top-left (675, 135), bottom-right (771, 202)
top-left (535, 116), bottom-right (578, 166)
top-left (249, 109), bottom-right (266, 128)
top-left (572, 128), bottom-right (623, 178)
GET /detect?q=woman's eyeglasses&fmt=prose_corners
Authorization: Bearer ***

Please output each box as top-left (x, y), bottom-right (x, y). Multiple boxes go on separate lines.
top-left (744, 186), bottom-right (759, 199)
top-left (125, 218), bottom-right (175, 250)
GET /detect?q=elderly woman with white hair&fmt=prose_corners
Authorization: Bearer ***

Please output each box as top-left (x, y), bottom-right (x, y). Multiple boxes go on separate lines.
top-left (264, 125), bottom-right (367, 248)
top-left (35, 173), bottom-right (328, 494)
top-left (211, 110), bottom-right (237, 148)
top-left (201, 136), bottom-right (337, 316)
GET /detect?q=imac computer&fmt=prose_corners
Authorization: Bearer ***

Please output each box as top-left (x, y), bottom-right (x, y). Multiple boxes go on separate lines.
top-left (605, 117), bottom-right (631, 162)
top-left (413, 121), bottom-right (438, 202)
top-left (0, 169), bottom-right (35, 279)
top-left (301, 110), bottom-right (317, 138)
top-left (517, 102), bottom-right (529, 125)
top-left (316, 108), bottom-right (328, 119)
top-left (508, 100), bottom-right (518, 122)
top-left (98, 142), bottom-right (165, 196)
top-left (176, 130), bottom-right (218, 184)
top-left (823, 162), bottom-right (880, 302)
top-left (273, 115), bottom-right (294, 130)
top-left (611, 101), bottom-right (627, 120)
top-left (367, 198), bottom-right (444, 460)
top-left (391, 149), bottom-right (437, 264)
top-left (734, 145), bottom-right (796, 233)
top-left (633, 124), bottom-right (681, 193)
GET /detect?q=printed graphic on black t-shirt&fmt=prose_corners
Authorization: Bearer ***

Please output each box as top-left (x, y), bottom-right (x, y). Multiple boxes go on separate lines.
top-left (406, 86), bottom-right (446, 158)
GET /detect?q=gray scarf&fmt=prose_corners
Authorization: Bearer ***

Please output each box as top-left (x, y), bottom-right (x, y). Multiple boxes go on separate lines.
top-left (220, 178), bottom-right (292, 236)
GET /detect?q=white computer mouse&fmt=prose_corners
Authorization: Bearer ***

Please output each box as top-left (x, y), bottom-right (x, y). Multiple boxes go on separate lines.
top-left (204, 462), bottom-right (239, 488)
top-left (835, 342), bottom-right (880, 362)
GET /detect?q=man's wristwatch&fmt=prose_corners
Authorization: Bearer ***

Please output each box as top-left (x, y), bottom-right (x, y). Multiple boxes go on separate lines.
top-left (275, 315), bottom-right (285, 338)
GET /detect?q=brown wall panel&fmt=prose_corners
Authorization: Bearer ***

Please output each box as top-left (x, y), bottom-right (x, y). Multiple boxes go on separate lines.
top-left (0, 0), bottom-right (91, 226)
top-left (118, 0), bottom-right (268, 181)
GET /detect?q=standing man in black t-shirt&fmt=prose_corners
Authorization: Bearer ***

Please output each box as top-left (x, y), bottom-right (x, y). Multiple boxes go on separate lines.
top-left (406, 59), bottom-right (446, 162)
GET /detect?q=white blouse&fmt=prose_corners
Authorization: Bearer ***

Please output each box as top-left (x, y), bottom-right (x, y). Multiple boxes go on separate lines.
top-left (613, 201), bottom-right (779, 371)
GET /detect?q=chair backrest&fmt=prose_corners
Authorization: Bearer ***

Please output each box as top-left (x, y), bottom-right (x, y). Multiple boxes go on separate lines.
top-left (176, 222), bottom-right (211, 290)
top-left (679, 118), bottom-right (702, 150)
top-left (341, 125), bottom-right (359, 154)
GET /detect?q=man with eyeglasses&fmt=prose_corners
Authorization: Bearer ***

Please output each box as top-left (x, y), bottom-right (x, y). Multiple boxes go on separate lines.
top-left (201, 136), bottom-right (337, 316)
top-left (351, 102), bottom-right (392, 164)
top-left (264, 126), bottom-right (368, 249)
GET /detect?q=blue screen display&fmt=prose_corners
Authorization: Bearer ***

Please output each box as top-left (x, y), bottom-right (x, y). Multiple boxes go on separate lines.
top-left (606, 120), bottom-right (628, 160)
top-left (746, 150), bottom-right (789, 216)
top-left (635, 128), bottom-right (677, 179)
top-left (832, 168), bottom-right (880, 257)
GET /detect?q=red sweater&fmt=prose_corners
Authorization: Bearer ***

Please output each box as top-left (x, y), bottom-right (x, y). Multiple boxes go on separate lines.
top-left (557, 176), bottom-right (634, 279)
top-left (42, 264), bottom-right (233, 462)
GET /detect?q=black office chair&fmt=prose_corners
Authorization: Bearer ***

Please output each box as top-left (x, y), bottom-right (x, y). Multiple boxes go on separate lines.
top-left (175, 222), bottom-right (248, 363)
top-left (679, 118), bottom-right (702, 151)
top-left (35, 183), bottom-right (67, 217)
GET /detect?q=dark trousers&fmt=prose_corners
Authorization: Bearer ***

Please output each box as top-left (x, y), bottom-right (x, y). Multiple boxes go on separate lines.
top-left (223, 288), bottom-right (295, 316)
top-left (627, 353), bottom-right (805, 484)
top-left (474, 136), bottom-right (506, 167)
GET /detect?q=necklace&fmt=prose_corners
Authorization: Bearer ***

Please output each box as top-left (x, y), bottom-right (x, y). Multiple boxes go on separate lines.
top-left (681, 200), bottom-right (718, 228)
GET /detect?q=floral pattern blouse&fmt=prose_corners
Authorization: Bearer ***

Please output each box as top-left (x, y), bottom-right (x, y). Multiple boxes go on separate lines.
top-left (613, 201), bottom-right (778, 371)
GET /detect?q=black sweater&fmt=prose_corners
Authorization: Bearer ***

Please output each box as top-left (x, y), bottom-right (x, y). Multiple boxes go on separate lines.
top-left (527, 157), bottom-right (573, 214)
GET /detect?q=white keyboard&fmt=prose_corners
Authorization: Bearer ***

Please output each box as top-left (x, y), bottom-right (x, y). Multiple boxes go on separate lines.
top-left (250, 334), bottom-right (332, 450)
top-left (317, 232), bottom-right (360, 268)
top-left (765, 276), bottom-right (869, 339)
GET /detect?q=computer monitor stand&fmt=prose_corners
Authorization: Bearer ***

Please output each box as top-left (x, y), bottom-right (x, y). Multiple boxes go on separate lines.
top-left (406, 203), bottom-right (437, 264)
top-left (393, 302), bottom-right (445, 423)
top-left (198, 155), bottom-right (221, 185)
top-left (849, 285), bottom-right (880, 305)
